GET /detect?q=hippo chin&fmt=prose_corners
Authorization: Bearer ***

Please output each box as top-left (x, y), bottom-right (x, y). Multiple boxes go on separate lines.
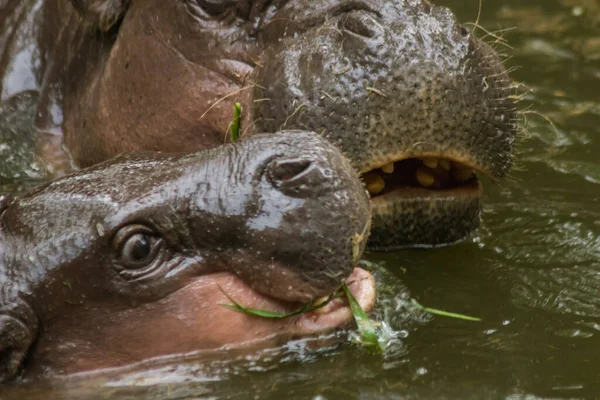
top-left (0, 132), bottom-right (374, 382)
top-left (0, 0), bottom-right (517, 248)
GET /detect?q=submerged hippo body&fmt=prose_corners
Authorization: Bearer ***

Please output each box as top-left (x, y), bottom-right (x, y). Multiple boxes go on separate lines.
top-left (0, 0), bottom-right (517, 248)
top-left (0, 132), bottom-right (373, 382)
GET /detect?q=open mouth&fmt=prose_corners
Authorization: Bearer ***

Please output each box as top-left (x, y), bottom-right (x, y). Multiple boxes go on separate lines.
top-left (360, 157), bottom-right (481, 200)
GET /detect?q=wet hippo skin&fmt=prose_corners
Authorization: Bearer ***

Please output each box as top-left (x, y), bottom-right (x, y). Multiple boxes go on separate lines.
top-left (0, 0), bottom-right (517, 248)
top-left (0, 131), bottom-right (374, 381)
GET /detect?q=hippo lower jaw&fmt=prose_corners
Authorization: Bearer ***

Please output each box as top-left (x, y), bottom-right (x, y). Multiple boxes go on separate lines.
top-left (44, 268), bottom-right (375, 376)
top-left (26, 268), bottom-right (376, 377)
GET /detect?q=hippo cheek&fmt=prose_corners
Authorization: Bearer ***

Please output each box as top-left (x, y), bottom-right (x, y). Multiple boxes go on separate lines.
top-left (251, 3), bottom-right (517, 248)
top-left (34, 269), bottom-right (375, 375)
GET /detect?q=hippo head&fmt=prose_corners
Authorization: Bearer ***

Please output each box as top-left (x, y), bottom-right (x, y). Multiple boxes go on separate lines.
top-left (0, 132), bottom-right (373, 381)
top-left (46, 0), bottom-right (516, 249)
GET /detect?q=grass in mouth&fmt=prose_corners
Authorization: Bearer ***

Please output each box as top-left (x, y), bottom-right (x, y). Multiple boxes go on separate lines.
top-left (219, 284), bottom-right (385, 352)
top-left (230, 102), bottom-right (242, 142)
top-left (219, 286), bottom-right (343, 319)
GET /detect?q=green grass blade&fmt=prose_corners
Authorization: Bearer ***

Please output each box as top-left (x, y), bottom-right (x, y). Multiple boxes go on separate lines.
top-left (411, 299), bottom-right (481, 322)
top-left (220, 303), bottom-right (300, 318)
top-left (342, 284), bottom-right (385, 352)
top-left (230, 102), bottom-right (242, 142)
top-left (219, 286), bottom-right (342, 319)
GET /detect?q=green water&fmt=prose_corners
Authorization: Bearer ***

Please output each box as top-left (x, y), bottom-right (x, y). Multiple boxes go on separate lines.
top-left (3, 0), bottom-right (600, 398)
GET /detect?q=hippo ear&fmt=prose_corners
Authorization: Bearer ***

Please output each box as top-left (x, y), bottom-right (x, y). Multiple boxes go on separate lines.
top-left (0, 314), bottom-right (36, 382)
top-left (70, 0), bottom-right (130, 32)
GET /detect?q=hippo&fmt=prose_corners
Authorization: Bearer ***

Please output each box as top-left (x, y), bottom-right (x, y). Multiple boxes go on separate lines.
top-left (0, 0), bottom-right (517, 248)
top-left (0, 131), bottom-right (374, 382)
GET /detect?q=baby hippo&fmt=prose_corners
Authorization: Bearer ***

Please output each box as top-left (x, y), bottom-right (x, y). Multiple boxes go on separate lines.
top-left (0, 131), bottom-right (374, 381)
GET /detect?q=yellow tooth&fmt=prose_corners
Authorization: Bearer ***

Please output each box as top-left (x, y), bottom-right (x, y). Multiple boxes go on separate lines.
top-left (381, 162), bottom-right (394, 174)
top-left (364, 173), bottom-right (385, 195)
top-left (421, 158), bottom-right (438, 169)
top-left (313, 296), bottom-right (330, 307)
top-left (453, 168), bottom-right (474, 182)
top-left (416, 168), bottom-right (435, 187)
top-left (439, 159), bottom-right (451, 172)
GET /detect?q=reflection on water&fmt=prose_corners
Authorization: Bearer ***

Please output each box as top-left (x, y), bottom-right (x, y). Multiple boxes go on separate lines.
top-left (3, 0), bottom-right (600, 398)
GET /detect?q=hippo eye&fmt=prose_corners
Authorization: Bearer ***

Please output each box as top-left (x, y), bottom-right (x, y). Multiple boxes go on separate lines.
top-left (114, 225), bottom-right (164, 271)
top-left (123, 234), bottom-right (154, 263)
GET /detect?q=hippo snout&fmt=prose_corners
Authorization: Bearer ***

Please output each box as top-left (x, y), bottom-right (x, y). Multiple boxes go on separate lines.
top-left (223, 131), bottom-right (371, 302)
top-left (251, 0), bottom-right (517, 248)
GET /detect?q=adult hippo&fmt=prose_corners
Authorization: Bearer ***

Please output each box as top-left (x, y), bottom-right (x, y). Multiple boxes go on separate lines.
top-left (0, 131), bottom-right (374, 382)
top-left (0, 0), bottom-right (517, 248)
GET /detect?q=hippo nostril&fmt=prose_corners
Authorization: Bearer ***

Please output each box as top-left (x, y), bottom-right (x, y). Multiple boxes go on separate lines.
top-left (267, 155), bottom-right (334, 197)
top-left (268, 156), bottom-right (313, 184)
top-left (341, 10), bottom-right (377, 39)
top-left (459, 25), bottom-right (470, 37)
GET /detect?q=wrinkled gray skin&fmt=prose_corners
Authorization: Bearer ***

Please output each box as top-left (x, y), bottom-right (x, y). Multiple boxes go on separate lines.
top-left (0, 132), bottom-right (371, 382)
top-left (0, 0), bottom-right (517, 249)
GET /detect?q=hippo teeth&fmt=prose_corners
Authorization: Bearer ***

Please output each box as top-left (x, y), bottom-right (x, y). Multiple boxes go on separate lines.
top-left (381, 162), bottom-right (395, 174)
top-left (416, 167), bottom-right (436, 187)
top-left (313, 295), bottom-right (331, 307)
top-left (361, 157), bottom-right (479, 197)
top-left (363, 172), bottom-right (386, 195)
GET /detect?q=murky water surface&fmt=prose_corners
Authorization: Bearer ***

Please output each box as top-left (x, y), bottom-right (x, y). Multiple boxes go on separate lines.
top-left (2, 0), bottom-right (600, 398)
